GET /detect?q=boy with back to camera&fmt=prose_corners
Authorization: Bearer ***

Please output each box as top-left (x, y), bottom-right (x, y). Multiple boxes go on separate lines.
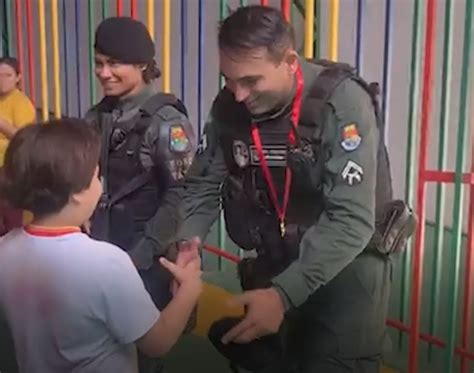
top-left (0, 119), bottom-right (202, 373)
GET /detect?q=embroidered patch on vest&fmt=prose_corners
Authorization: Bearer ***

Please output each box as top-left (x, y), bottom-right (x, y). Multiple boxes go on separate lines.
top-left (340, 123), bottom-right (362, 152)
top-left (232, 140), bottom-right (250, 168)
top-left (341, 160), bottom-right (364, 185)
top-left (249, 144), bottom-right (287, 167)
top-left (169, 124), bottom-right (190, 153)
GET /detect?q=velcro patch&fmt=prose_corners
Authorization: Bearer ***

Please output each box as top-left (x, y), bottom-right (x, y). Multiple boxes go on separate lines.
top-left (249, 144), bottom-right (287, 167)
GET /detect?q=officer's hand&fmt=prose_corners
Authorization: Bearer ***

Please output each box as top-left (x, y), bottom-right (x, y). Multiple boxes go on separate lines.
top-left (221, 288), bottom-right (284, 344)
top-left (160, 257), bottom-right (203, 299)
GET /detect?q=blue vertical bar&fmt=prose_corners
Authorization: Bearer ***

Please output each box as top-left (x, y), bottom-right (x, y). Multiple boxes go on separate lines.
top-left (74, 0), bottom-right (82, 117)
top-left (62, 0), bottom-right (69, 116)
top-left (198, 0), bottom-right (203, 136)
top-left (180, 0), bottom-right (187, 104)
top-left (381, 0), bottom-right (393, 141)
top-left (355, 0), bottom-right (363, 72)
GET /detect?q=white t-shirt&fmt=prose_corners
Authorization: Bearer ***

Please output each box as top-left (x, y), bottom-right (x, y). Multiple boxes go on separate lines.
top-left (0, 227), bottom-right (160, 373)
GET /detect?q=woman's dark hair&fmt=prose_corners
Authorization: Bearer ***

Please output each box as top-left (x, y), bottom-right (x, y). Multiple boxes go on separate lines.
top-left (218, 5), bottom-right (295, 61)
top-left (0, 119), bottom-right (101, 217)
top-left (0, 57), bottom-right (20, 75)
top-left (142, 59), bottom-right (161, 83)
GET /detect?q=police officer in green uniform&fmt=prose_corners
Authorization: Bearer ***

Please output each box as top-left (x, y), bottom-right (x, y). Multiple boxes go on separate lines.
top-left (131, 6), bottom-right (415, 373)
top-left (84, 17), bottom-right (196, 373)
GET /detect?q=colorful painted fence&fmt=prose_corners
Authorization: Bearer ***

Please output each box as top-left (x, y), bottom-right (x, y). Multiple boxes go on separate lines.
top-left (0, 0), bottom-right (473, 372)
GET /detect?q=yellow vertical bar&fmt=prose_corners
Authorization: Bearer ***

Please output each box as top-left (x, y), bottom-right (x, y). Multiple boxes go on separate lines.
top-left (51, 0), bottom-right (61, 118)
top-left (304, 0), bottom-right (315, 58)
top-left (147, 0), bottom-right (155, 40)
top-left (328, 0), bottom-right (339, 61)
top-left (162, 0), bottom-right (171, 93)
top-left (38, 0), bottom-right (49, 121)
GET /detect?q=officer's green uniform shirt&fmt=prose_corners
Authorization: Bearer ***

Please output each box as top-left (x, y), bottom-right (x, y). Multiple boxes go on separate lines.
top-left (154, 58), bottom-right (377, 310)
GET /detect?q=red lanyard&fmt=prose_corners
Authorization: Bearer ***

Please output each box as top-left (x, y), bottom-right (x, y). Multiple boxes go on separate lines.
top-left (251, 64), bottom-right (304, 237)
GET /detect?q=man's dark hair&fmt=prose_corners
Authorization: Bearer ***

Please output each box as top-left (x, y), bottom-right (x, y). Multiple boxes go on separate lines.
top-left (218, 5), bottom-right (295, 61)
top-left (0, 119), bottom-right (101, 217)
top-left (0, 57), bottom-right (20, 74)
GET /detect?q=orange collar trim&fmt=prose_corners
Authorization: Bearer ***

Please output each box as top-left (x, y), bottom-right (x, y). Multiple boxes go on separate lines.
top-left (24, 225), bottom-right (81, 237)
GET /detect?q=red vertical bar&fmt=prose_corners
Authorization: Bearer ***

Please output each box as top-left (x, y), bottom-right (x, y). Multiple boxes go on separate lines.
top-left (261, 0), bottom-right (269, 5)
top-left (116, 0), bottom-right (123, 16)
top-left (408, 1), bottom-right (437, 372)
top-left (281, 0), bottom-right (290, 22)
top-left (25, 0), bottom-right (35, 106)
top-left (460, 134), bottom-right (474, 373)
top-left (14, 0), bottom-right (24, 91)
top-left (130, 0), bottom-right (138, 19)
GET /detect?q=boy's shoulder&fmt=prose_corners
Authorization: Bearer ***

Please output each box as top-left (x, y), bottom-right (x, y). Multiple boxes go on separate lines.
top-left (0, 228), bottom-right (25, 247)
top-left (80, 236), bottom-right (139, 277)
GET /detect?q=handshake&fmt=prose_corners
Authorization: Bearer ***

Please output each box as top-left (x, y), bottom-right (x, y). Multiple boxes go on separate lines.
top-left (160, 237), bottom-right (203, 298)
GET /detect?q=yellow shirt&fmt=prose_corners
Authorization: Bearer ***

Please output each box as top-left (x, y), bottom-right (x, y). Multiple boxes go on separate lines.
top-left (0, 89), bottom-right (36, 166)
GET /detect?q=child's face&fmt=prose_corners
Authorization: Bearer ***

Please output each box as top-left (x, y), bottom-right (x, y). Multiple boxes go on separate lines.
top-left (0, 63), bottom-right (20, 95)
top-left (71, 166), bottom-right (103, 224)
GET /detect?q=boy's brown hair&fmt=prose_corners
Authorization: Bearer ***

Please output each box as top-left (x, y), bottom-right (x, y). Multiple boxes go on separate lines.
top-left (0, 119), bottom-right (101, 217)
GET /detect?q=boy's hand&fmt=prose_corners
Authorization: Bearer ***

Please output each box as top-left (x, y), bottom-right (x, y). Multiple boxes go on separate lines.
top-left (160, 257), bottom-right (202, 298)
top-left (171, 237), bottom-right (201, 295)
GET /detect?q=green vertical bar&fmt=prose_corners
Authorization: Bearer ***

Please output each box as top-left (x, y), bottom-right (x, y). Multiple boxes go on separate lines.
top-left (218, 0), bottom-right (228, 270)
top-left (315, 0), bottom-right (321, 58)
top-left (88, 0), bottom-right (97, 105)
top-left (239, 0), bottom-right (247, 6)
top-left (5, 0), bottom-right (13, 55)
top-left (400, 0), bottom-right (424, 350)
top-left (102, 0), bottom-right (108, 19)
top-left (445, 1), bottom-right (473, 371)
top-left (428, 0), bottom-right (454, 360)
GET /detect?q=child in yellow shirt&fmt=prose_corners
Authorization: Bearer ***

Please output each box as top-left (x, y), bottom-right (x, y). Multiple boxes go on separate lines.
top-left (0, 57), bottom-right (36, 235)
top-left (0, 57), bottom-right (36, 165)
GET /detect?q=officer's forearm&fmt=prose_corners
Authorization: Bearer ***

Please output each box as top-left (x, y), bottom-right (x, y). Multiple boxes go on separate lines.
top-left (272, 210), bottom-right (374, 309)
top-left (175, 179), bottom-right (222, 242)
top-left (128, 186), bottom-right (184, 269)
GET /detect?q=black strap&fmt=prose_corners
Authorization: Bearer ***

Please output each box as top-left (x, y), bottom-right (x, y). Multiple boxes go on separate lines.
top-left (136, 93), bottom-right (188, 133)
top-left (297, 59), bottom-right (356, 144)
top-left (109, 172), bottom-right (151, 206)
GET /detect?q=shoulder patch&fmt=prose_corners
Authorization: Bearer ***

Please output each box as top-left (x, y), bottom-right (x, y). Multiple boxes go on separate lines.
top-left (169, 124), bottom-right (190, 153)
top-left (340, 123), bottom-right (362, 152)
top-left (341, 160), bottom-right (363, 186)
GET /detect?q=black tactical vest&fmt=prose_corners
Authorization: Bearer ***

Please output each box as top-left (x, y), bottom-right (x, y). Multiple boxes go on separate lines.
top-left (217, 59), bottom-right (393, 259)
top-left (91, 93), bottom-right (191, 251)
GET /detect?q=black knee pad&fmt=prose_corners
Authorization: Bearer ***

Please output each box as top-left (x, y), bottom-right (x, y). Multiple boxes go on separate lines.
top-left (208, 317), bottom-right (282, 372)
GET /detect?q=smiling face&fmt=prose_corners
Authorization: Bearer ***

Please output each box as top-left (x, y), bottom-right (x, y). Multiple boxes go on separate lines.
top-left (94, 52), bottom-right (145, 98)
top-left (219, 47), bottom-right (298, 116)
